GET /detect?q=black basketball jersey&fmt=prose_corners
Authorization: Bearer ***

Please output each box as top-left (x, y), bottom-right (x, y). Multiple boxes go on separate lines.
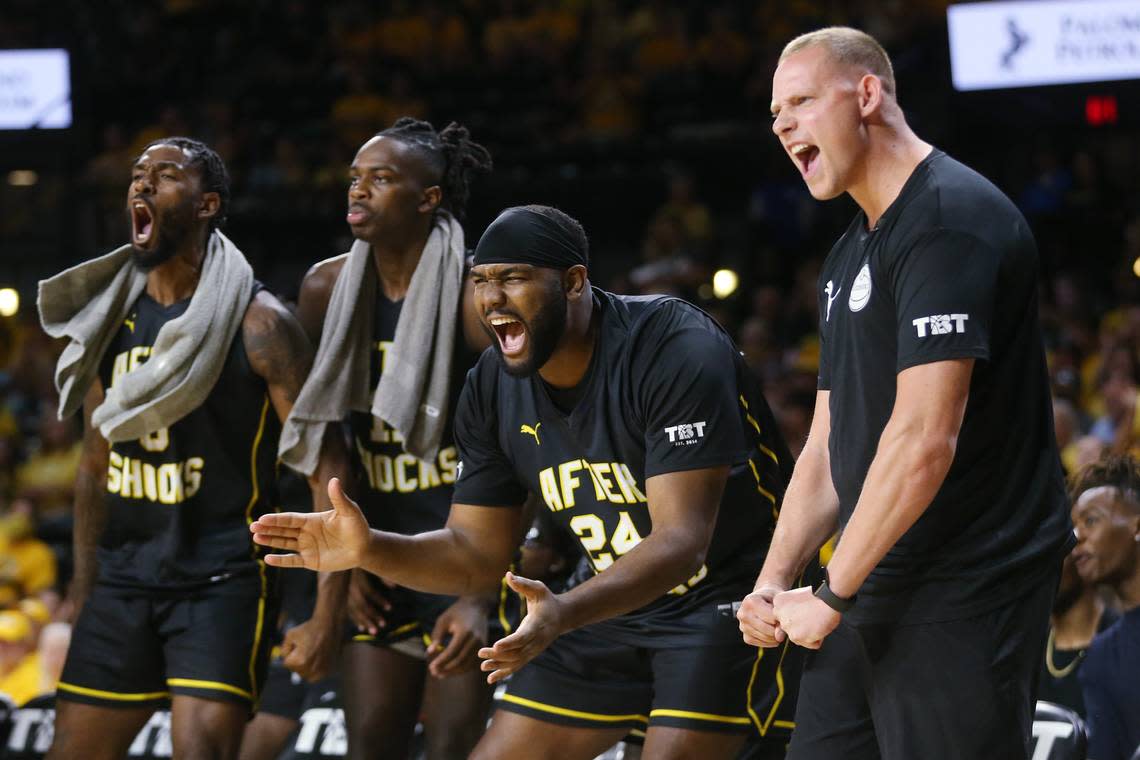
top-left (348, 293), bottom-right (478, 535)
top-left (96, 289), bottom-right (280, 589)
top-left (453, 289), bottom-right (793, 629)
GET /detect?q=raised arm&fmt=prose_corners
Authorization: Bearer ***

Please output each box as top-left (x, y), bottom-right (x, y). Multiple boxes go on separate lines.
top-left (69, 380), bottom-right (110, 621)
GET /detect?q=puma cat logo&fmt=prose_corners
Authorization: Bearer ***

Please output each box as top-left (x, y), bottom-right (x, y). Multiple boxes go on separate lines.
top-left (520, 423), bottom-right (541, 446)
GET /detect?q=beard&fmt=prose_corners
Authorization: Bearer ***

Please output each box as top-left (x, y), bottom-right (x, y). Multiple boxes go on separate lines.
top-left (489, 284), bottom-right (568, 378)
top-left (129, 202), bottom-right (197, 271)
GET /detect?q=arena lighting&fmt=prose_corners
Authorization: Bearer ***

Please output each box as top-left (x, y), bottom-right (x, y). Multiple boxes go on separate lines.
top-left (0, 289), bottom-right (19, 317)
top-left (712, 269), bottom-right (739, 299)
top-left (7, 170), bottom-right (36, 186)
top-left (1133, 256), bottom-right (1140, 278)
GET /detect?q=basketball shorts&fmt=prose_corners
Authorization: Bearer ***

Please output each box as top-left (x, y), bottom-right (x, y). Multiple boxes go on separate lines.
top-left (496, 577), bottom-right (800, 737)
top-left (346, 572), bottom-right (521, 657)
top-left (58, 568), bottom-right (277, 710)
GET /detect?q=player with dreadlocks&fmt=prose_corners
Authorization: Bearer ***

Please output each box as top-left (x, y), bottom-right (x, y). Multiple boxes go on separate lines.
top-left (243, 118), bottom-right (500, 760)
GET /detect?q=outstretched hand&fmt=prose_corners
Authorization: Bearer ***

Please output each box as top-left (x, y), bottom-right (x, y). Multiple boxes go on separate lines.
top-left (251, 477), bottom-right (370, 572)
top-left (477, 572), bottom-right (563, 684)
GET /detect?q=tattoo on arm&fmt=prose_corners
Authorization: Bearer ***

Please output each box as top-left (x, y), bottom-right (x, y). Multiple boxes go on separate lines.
top-left (244, 292), bottom-right (315, 418)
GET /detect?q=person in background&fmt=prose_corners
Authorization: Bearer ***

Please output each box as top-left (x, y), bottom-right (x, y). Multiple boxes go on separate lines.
top-left (1071, 455), bottom-right (1140, 760)
top-left (1037, 553), bottom-right (1117, 717)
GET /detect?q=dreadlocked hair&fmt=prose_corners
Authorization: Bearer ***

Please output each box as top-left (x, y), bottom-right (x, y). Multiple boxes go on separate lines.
top-left (377, 117), bottom-right (493, 221)
top-left (142, 136), bottom-right (230, 232)
top-left (1069, 454), bottom-right (1140, 510)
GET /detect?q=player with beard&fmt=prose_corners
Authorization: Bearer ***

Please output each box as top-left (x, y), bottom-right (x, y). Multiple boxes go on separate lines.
top-left (250, 205), bottom-right (799, 760)
top-left (43, 138), bottom-right (344, 760)
top-left (258, 118), bottom-right (502, 760)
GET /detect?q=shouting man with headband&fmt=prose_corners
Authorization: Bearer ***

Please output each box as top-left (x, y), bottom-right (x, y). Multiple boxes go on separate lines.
top-left (251, 204), bottom-right (799, 760)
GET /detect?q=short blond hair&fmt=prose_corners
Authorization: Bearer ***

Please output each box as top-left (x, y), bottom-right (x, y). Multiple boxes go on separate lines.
top-left (780, 27), bottom-right (896, 96)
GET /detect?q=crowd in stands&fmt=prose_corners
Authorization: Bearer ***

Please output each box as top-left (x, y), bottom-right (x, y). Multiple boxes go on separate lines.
top-left (1, 0), bottom-right (1139, 756)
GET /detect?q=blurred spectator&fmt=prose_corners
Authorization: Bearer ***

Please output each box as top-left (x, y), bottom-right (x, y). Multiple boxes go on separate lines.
top-left (695, 5), bottom-right (752, 81)
top-left (0, 500), bottom-right (57, 607)
top-left (633, 8), bottom-right (691, 80)
top-left (1053, 399), bottom-right (1080, 472)
top-left (1071, 455), bottom-right (1140, 760)
top-left (15, 403), bottom-right (81, 520)
top-left (1091, 351), bottom-right (1140, 457)
top-left (0, 610), bottom-right (38, 705)
top-left (652, 169), bottom-right (711, 251)
top-left (574, 45), bottom-right (643, 142)
top-left (629, 213), bottom-right (702, 297)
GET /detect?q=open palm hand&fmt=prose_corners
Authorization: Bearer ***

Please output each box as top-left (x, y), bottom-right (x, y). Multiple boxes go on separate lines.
top-left (250, 477), bottom-right (370, 572)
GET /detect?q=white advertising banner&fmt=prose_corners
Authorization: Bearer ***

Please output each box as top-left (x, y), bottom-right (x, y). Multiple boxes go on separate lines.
top-left (947, 0), bottom-right (1140, 91)
top-left (0, 49), bottom-right (72, 129)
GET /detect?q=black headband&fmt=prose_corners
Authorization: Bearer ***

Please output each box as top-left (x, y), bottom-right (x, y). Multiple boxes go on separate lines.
top-left (473, 207), bottom-right (587, 269)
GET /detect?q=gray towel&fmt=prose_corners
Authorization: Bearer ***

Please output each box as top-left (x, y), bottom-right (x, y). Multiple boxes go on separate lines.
top-left (38, 231), bottom-right (254, 440)
top-left (280, 212), bottom-right (465, 476)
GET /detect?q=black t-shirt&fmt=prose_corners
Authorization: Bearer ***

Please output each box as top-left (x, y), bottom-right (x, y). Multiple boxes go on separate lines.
top-left (348, 293), bottom-right (478, 535)
top-left (452, 289), bottom-right (793, 643)
top-left (818, 149), bottom-right (1071, 624)
top-left (97, 288), bottom-right (280, 589)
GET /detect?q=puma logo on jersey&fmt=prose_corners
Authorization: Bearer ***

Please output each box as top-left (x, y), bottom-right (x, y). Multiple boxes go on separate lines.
top-left (664, 421), bottom-right (707, 446)
top-left (520, 423), bottom-right (541, 445)
top-left (912, 313), bottom-right (969, 338)
top-left (124, 314), bottom-right (136, 333)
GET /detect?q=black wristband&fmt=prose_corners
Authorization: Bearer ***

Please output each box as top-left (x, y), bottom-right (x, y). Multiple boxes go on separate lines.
top-left (814, 570), bottom-right (856, 614)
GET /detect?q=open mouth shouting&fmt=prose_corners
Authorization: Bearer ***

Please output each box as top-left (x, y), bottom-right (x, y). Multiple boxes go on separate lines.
top-left (131, 199), bottom-right (156, 247)
top-left (488, 313), bottom-right (527, 358)
top-left (790, 143), bottom-right (821, 178)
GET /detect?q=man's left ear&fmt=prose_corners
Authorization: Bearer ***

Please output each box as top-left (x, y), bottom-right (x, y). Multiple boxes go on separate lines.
top-left (565, 265), bottom-right (588, 299)
top-left (198, 192), bottom-right (220, 221)
top-left (419, 186), bottom-right (443, 214)
top-left (858, 74), bottom-right (884, 118)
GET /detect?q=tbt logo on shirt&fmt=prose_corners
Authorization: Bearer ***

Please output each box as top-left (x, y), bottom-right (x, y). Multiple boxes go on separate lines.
top-left (664, 421), bottom-right (707, 446)
top-left (912, 313), bottom-right (969, 338)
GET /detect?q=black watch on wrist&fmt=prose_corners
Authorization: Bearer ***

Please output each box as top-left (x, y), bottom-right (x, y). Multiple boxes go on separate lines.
top-left (814, 569), bottom-right (856, 614)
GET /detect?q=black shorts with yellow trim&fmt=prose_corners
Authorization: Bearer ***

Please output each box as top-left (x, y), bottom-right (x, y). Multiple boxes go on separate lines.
top-left (342, 578), bottom-right (454, 652)
top-left (496, 583), bottom-right (800, 737)
top-left (58, 567), bottom-right (278, 711)
top-left (344, 573), bottom-right (521, 652)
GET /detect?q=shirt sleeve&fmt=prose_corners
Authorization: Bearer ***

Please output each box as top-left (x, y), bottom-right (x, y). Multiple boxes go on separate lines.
top-left (451, 366), bottom-right (528, 508)
top-left (887, 228), bottom-right (998, 373)
top-left (635, 312), bottom-right (749, 479)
